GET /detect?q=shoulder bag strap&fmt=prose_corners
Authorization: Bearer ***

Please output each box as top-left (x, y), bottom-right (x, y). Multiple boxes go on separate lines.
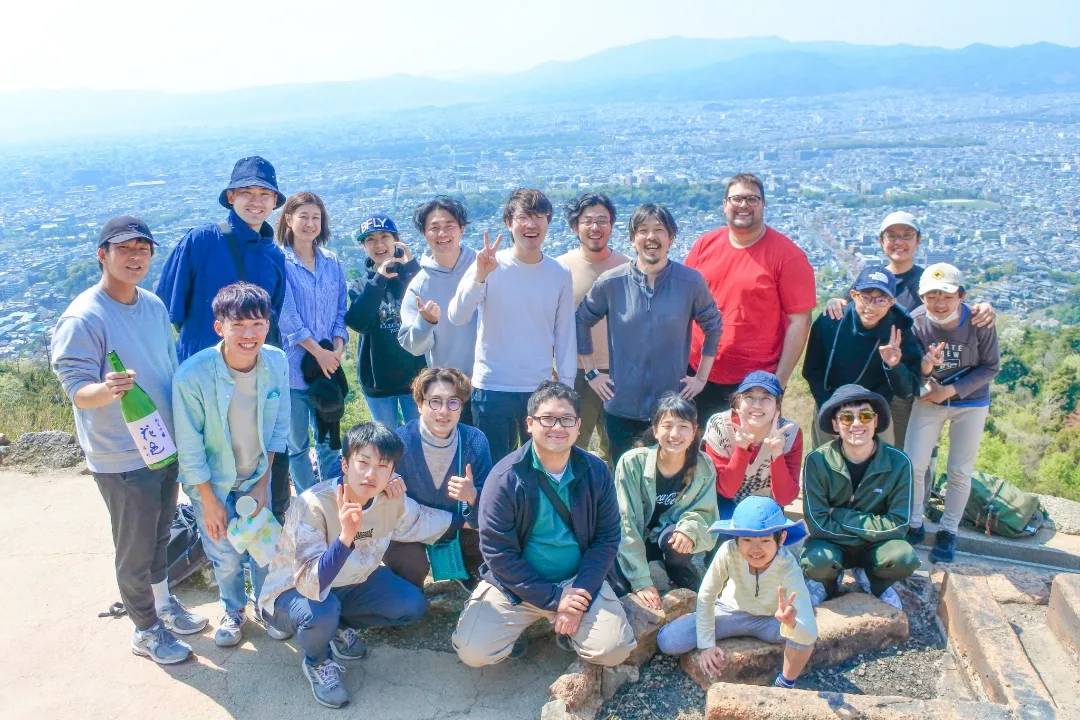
top-left (219, 221), bottom-right (246, 281)
top-left (534, 472), bottom-right (587, 552)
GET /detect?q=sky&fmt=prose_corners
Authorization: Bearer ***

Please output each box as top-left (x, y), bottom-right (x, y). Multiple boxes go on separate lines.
top-left (3, 0), bottom-right (1077, 93)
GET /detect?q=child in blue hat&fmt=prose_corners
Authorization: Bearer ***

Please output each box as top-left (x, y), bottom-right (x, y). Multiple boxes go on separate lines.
top-left (656, 495), bottom-right (818, 689)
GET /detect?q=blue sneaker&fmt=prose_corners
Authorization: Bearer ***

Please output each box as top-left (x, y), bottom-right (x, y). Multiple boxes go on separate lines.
top-left (158, 595), bottom-right (208, 636)
top-left (330, 627), bottom-right (368, 661)
top-left (131, 621), bottom-right (192, 665)
top-left (302, 658), bottom-right (349, 709)
top-left (214, 611), bottom-right (245, 647)
top-left (930, 530), bottom-right (957, 563)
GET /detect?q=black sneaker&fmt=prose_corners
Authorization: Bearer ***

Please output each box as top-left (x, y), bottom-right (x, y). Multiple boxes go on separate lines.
top-left (930, 530), bottom-right (957, 563)
top-left (906, 525), bottom-right (926, 546)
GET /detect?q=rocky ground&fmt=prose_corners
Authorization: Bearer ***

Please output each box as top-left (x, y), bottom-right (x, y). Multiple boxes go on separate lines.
top-left (597, 574), bottom-right (946, 720)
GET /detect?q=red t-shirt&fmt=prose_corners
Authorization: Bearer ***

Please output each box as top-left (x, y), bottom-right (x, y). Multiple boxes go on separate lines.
top-left (686, 226), bottom-right (816, 385)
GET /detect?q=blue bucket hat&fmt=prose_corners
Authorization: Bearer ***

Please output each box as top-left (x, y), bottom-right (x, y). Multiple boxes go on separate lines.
top-left (852, 265), bottom-right (897, 298)
top-left (817, 383), bottom-right (891, 436)
top-left (709, 496), bottom-right (807, 546)
top-left (736, 370), bottom-right (783, 398)
top-left (218, 156), bottom-right (286, 209)
top-left (356, 213), bottom-right (400, 243)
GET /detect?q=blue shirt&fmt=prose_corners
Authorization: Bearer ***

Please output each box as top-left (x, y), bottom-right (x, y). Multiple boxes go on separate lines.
top-left (155, 210), bottom-right (287, 362)
top-left (279, 246), bottom-right (349, 389)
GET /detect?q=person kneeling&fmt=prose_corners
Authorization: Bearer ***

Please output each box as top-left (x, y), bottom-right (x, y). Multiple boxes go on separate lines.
top-left (611, 392), bottom-right (718, 609)
top-left (258, 422), bottom-right (452, 709)
top-left (800, 384), bottom-right (920, 609)
top-left (452, 381), bottom-right (636, 667)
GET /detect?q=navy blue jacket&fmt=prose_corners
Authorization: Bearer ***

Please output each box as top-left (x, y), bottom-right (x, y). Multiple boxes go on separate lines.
top-left (155, 210), bottom-right (286, 362)
top-left (477, 442), bottom-right (621, 611)
top-left (394, 420), bottom-right (493, 531)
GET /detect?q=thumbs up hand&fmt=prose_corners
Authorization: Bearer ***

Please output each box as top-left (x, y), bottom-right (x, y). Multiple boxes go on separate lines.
top-left (447, 463), bottom-right (478, 505)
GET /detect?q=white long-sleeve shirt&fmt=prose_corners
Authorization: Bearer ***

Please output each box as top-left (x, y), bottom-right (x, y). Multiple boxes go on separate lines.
top-left (447, 249), bottom-right (576, 391)
top-left (696, 539), bottom-right (818, 649)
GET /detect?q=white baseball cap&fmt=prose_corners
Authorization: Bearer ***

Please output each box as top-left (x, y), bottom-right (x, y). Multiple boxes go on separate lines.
top-left (919, 263), bottom-right (963, 295)
top-left (878, 211), bottom-right (921, 236)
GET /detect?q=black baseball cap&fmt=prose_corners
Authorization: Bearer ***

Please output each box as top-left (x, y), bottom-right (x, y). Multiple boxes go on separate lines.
top-left (99, 216), bottom-right (157, 246)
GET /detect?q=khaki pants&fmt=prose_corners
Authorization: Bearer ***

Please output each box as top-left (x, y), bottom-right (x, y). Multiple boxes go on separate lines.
top-left (452, 579), bottom-right (636, 668)
top-left (574, 369), bottom-right (610, 461)
top-left (811, 404), bottom-right (896, 449)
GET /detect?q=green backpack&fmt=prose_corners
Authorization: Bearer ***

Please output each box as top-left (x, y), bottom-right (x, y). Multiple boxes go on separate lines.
top-left (925, 470), bottom-right (1045, 538)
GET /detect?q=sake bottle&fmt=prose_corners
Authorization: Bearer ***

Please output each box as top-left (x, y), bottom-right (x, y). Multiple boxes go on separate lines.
top-left (107, 350), bottom-right (177, 469)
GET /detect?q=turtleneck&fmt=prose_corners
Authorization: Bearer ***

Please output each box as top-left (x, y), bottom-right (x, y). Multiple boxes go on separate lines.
top-left (419, 418), bottom-right (458, 490)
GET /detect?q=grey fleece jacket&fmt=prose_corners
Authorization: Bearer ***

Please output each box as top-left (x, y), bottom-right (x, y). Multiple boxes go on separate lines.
top-left (398, 246), bottom-right (478, 374)
top-left (577, 261), bottom-right (722, 421)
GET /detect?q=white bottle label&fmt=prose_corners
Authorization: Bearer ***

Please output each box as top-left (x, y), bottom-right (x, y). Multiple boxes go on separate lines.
top-left (126, 411), bottom-right (177, 466)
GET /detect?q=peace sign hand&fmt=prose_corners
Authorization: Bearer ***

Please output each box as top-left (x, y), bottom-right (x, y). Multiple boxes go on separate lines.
top-left (415, 294), bottom-right (441, 324)
top-left (761, 415), bottom-right (796, 460)
top-left (878, 326), bottom-right (903, 368)
top-left (474, 232), bottom-right (503, 282)
top-left (921, 341), bottom-right (946, 375)
top-left (774, 586), bottom-right (798, 629)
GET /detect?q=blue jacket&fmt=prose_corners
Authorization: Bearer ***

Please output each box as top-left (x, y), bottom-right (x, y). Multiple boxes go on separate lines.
top-left (477, 441), bottom-right (621, 611)
top-left (172, 343), bottom-right (291, 502)
top-left (155, 210), bottom-right (287, 362)
top-left (394, 420), bottom-right (493, 531)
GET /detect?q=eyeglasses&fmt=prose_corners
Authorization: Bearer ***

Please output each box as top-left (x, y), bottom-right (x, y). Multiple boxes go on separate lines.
top-left (883, 231), bottom-right (918, 243)
top-left (579, 217), bottom-right (611, 228)
top-left (725, 195), bottom-right (763, 207)
top-left (853, 291), bottom-right (894, 307)
top-left (425, 397), bottom-right (463, 412)
top-left (835, 409), bottom-right (877, 426)
top-left (530, 415), bottom-right (580, 428)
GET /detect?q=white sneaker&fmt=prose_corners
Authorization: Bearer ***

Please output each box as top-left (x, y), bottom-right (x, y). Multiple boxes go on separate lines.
top-left (878, 585), bottom-right (903, 611)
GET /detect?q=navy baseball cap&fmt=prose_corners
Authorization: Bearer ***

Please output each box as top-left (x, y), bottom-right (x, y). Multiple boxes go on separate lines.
top-left (853, 266), bottom-right (896, 298)
top-left (735, 370), bottom-right (783, 398)
top-left (356, 213), bottom-right (400, 242)
top-left (98, 216), bottom-right (156, 246)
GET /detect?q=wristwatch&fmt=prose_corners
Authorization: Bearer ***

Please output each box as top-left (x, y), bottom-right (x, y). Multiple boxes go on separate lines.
top-left (584, 369), bottom-right (601, 382)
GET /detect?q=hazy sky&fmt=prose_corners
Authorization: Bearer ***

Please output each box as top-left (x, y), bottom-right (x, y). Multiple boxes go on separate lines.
top-left (4, 0), bottom-right (1076, 93)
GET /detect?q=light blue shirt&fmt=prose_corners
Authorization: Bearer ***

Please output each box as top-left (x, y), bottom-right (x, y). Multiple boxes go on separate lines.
top-left (172, 342), bottom-right (290, 500)
top-left (279, 247), bottom-right (349, 389)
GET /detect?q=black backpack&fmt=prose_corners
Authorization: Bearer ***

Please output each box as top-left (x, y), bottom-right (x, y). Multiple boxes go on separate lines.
top-left (168, 503), bottom-right (209, 584)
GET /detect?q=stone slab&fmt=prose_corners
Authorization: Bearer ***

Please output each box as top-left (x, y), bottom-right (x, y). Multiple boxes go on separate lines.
top-left (681, 591), bottom-right (909, 689)
top-left (704, 681), bottom-right (1014, 720)
top-left (938, 572), bottom-right (1057, 719)
top-left (930, 563), bottom-right (1056, 605)
top-left (1047, 572), bottom-right (1080, 657)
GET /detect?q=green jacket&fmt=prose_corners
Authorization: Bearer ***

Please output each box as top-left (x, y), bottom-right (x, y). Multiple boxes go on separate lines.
top-left (614, 446), bottom-right (719, 591)
top-left (802, 439), bottom-right (912, 547)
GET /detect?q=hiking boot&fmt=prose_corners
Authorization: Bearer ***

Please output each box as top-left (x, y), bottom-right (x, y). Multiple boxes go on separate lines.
top-left (509, 635), bottom-right (528, 659)
top-left (132, 621), bottom-right (192, 665)
top-left (330, 627), bottom-right (368, 661)
top-left (805, 579), bottom-right (828, 607)
top-left (157, 595), bottom-right (208, 636)
top-left (214, 611), bottom-right (245, 647)
top-left (906, 525), bottom-right (926, 546)
top-left (930, 530), bottom-right (957, 563)
top-left (302, 657), bottom-right (349, 709)
top-left (878, 585), bottom-right (903, 611)
top-left (254, 611), bottom-right (292, 641)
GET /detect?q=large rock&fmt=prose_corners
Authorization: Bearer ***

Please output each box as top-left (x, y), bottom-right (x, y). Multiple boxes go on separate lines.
top-left (681, 592), bottom-right (909, 688)
top-left (705, 681), bottom-right (1013, 720)
top-left (1047, 572), bottom-right (1080, 655)
top-left (622, 588), bottom-right (697, 667)
top-left (545, 660), bottom-right (602, 720)
top-left (932, 563), bottom-right (1054, 605)
top-left (7, 431), bottom-right (83, 469)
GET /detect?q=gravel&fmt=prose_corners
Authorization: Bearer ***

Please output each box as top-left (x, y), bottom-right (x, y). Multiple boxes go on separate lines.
top-left (598, 574), bottom-right (947, 720)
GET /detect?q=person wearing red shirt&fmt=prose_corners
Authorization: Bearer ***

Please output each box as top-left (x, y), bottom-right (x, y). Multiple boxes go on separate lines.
top-left (701, 371), bottom-right (803, 519)
top-left (686, 173), bottom-right (816, 423)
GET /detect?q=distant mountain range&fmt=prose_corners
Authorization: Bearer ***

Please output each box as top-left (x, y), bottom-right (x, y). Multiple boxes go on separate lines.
top-left (3, 37), bottom-right (1079, 141)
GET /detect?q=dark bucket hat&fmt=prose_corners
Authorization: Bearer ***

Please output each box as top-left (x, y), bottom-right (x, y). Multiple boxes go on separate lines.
top-left (218, 156), bottom-right (286, 209)
top-left (709, 496), bottom-right (807, 546)
top-left (816, 383), bottom-right (891, 436)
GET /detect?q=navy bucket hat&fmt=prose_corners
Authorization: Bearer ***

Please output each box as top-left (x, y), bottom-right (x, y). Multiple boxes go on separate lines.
top-left (816, 383), bottom-right (891, 436)
top-left (709, 496), bottom-right (807, 546)
top-left (218, 156), bottom-right (286, 209)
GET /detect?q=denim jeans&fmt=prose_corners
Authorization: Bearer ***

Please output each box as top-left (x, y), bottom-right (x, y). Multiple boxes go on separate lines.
top-left (470, 388), bottom-right (531, 464)
top-left (191, 488), bottom-right (271, 615)
top-left (268, 566), bottom-right (428, 662)
top-left (363, 393), bottom-right (420, 429)
top-left (288, 388), bottom-right (342, 493)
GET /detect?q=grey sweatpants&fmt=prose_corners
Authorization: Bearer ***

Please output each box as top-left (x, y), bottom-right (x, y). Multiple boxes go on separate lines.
top-left (94, 464), bottom-right (179, 630)
top-left (656, 600), bottom-right (811, 655)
